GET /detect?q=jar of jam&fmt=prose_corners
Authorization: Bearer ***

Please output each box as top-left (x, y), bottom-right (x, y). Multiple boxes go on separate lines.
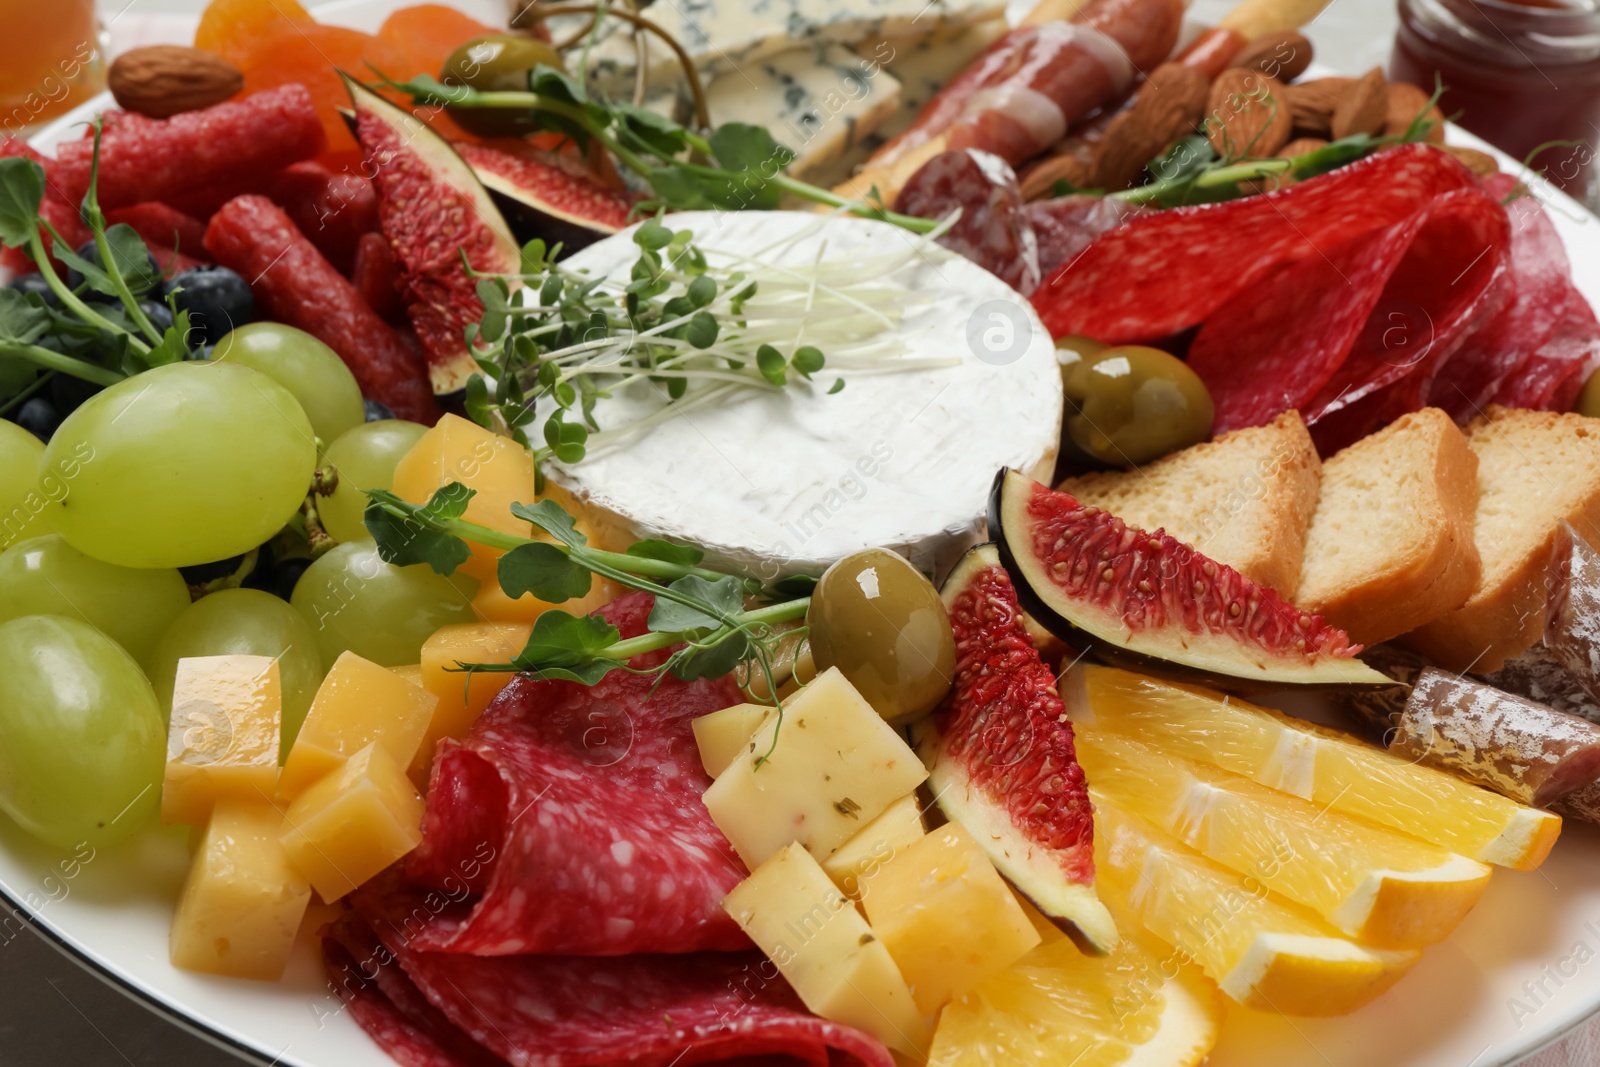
top-left (1390, 0), bottom-right (1600, 207)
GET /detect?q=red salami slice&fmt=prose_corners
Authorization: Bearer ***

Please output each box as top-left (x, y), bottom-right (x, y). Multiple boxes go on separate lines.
top-left (1030, 144), bottom-right (1478, 342)
top-left (1494, 288), bottom-right (1600, 411)
top-left (1027, 194), bottom-right (1139, 280)
top-left (331, 872), bottom-right (895, 1067)
top-left (1430, 176), bottom-right (1572, 420)
top-left (1188, 185), bottom-right (1509, 436)
top-left (406, 592), bottom-right (751, 956)
top-left (893, 148), bottom-right (1040, 293)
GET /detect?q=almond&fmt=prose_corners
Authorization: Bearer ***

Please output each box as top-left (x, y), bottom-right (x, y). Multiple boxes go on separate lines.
top-left (1206, 68), bottom-right (1292, 159)
top-left (1089, 64), bottom-right (1209, 190)
top-left (109, 45), bottom-right (243, 119)
top-left (1384, 81), bottom-right (1446, 143)
top-left (1440, 144), bottom-right (1500, 178)
top-left (1020, 154), bottom-right (1094, 200)
top-left (1331, 67), bottom-right (1388, 140)
top-left (1278, 136), bottom-right (1329, 159)
top-left (1286, 77), bottom-right (1351, 135)
top-left (1229, 31), bottom-right (1314, 83)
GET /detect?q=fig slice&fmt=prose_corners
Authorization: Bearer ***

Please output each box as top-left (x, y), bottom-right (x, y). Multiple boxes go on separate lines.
top-left (346, 77), bottom-right (521, 395)
top-left (990, 468), bottom-right (1391, 689)
top-left (456, 142), bottom-right (635, 253)
top-left (912, 542), bottom-right (1117, 955)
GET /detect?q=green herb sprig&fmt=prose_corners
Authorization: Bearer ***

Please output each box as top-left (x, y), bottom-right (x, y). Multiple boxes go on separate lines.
top-left (364, 482), bottom-right (815, 699)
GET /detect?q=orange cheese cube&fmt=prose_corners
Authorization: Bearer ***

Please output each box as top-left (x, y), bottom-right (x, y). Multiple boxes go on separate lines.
top-left (390, 663), bottom-right (423, 687)
top-left (279, 743), bottom-right (425, 902)
top-left (169, 799), bottom-right (310, 980)
top-left (277, 651), bottom-right (437, 801)
top-left (471, 572), bottom-right (623, 625)
top-left (412, 622), bottom-right (531, 783)
top-left (162, 655), bottom-right (282, 826)
top-left (391, 414), bottom-right (538, 582)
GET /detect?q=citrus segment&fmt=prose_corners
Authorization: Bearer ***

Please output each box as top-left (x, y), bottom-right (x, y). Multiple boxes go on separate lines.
top-left (929, 905), bottom-right (1222, 1067)
top-left (1095, 804), bottom-right (1420, 1015)
top-left (1076, 732), bottom-right (1491, 948)
top-left (1062, 664), bottom-right (1561, 870)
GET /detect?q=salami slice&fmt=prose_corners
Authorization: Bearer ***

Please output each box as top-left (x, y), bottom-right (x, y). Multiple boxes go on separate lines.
top-left (406, 592), bottom-right (751, 956)
top-left (1187, 184), bottom-right (1509, 436)
top-left (1493, 289), bottom-right (1600, 411)
top-left (894, 149), bottom-right (1040, 293)
top-left (334, 872), bottom-right (895, 1067)
top-left (1390, 668), bottom-right (1600, 807)
top-left (1027, 194), bottom-right (1138, 280)
top-left (1030, 144), bottom-right (1478, 342)
top-left (1430, 176), bottom-right (1572, 420)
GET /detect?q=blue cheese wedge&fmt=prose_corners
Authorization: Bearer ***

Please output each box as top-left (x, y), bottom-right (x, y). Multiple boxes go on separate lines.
top-left (704, 44), bottom-right (902, 181)
top-left (544, 211), bottom-right (1062, 578)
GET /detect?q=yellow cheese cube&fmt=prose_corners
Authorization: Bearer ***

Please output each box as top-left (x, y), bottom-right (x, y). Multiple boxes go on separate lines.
top-left (391, 664), bottom-right (423, 687)
top-left (858, 823), bottom-right (1042, 1014)
top-left (820, 793), bottom-right (926, 898)
top-left (471, 572), bottom-right (623, 625)
top-left (692, 702), bottom-right (774, 778)
top-left (724, 842), bottom-right (929, 1057)
top-left (278, 651), bottom-right (437, 801)
top-left (413, 622), bottom-right (531, 784)
top-left (162, 656), bottom-right (283, 826)
top-left (391, 414), bottom-right (539, 582)
top-left (702, 667), bottom-right (928, 868)
top-left (279, 742), bottom-right (425, 902)
top-left (169, 799), bottom-right (310, 980)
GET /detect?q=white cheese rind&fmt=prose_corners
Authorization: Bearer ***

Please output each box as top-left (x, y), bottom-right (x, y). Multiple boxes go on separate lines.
top-left (546, 211), bottom-right (1062, 579)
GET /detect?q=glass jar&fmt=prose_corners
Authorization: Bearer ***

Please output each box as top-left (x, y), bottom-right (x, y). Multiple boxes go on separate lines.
top-left (1391, 0), bottom-right (1600, 208)
top-left (0, 0), bottom-right (105, 138)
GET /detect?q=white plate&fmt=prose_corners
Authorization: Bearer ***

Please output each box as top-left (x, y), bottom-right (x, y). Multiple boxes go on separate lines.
top-left (7, 5), bottom-right (1600, 1066)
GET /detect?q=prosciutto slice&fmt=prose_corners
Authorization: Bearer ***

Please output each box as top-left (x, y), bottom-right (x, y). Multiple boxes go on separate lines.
top-left (405, 592), bottom-right (750, 956)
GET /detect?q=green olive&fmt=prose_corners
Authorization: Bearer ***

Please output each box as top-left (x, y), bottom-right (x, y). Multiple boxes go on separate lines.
top-left (1577, 365), bottom-right (1600, 419)
top-left (1061, 344), bottom-right (1214, 467)
top-left (807, 548), bottom-right (954, 725)
top-left (442, 34), bottom-right (564, 137)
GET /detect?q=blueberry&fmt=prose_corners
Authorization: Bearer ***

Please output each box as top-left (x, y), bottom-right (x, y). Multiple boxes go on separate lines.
top-left (12, 397), bottom-right (59, 442)
top-left (7, 272), bottom-right (59, 306)
top-left (163, 266), bottom-right (253, 346)
top-left (49, 372), bottom-right (102, 416)
top-left (178, 553), bottom-right (249, 587)
top-left (66, 239), bottom-right (159, 301)
top-left (139, 299), bottom-right (174, 334)
top-left (244, 554), bottom-right (312, 602)
top-left (363, 398), bottom-right (396, 422)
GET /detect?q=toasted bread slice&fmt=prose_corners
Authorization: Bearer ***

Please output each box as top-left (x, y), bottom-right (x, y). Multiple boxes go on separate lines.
top-left (1405, 407), bottom-right (1600, 672)
top-left (1294, 409), bottom-right (1480, 646)
top-left (1058, 410), bottom-right (1321, 597)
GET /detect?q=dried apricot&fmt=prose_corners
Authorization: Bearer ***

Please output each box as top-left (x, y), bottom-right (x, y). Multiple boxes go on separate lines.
top-left (237, 24), bottom-right (405, 154)
top-left (194, 0), bottom-right (313, 66)
top-left (377, 5), bottom-right (494, 80)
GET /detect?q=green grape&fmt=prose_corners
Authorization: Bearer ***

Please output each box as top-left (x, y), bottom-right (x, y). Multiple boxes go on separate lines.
top-left (211, 323), bottom-right (365, 446)
top-left (291, 539), bottom-right (479, 667)
top-left (320, 420), bottom-right (429, 544)
top-left (42, 361), bottom-right (317, 569)
top-left (0, 535), bottom-right (191, 668)
top-left (149, 588), bottom-right (326, 761)
top-left (0, 615), bottom-right (163, 849)
top-left (0, 418), bottom-right (51, 552)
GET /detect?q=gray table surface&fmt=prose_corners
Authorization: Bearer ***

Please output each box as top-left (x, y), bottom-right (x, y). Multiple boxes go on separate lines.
top-left (0, 0), bottom-right (1414, 1064)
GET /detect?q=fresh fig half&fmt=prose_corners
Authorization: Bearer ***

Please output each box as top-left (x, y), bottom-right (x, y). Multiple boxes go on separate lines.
top-left (990, 468), bottom-right (1391, 689)
top-left (345, 77), bottom-right (521, 395)
top-left (456, 142), bottom-right (635, 252)
top-left (912, 542), bottom-right (1117, 955)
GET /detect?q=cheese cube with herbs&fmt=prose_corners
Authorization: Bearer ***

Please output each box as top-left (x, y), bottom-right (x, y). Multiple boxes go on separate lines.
top-left (724, 842), bottom-right (930, 1057)
top-left (858, 822), bottom-right (1042, 1013)
top-left (161, 655), bottom-right (282, 826)
top-left (277, 651), bottom-right (437, 801)
top-left (169, 799), bottom-right (310, 980)
top-left (692, 702), bottom-right (774, 778)
top-left (702, 667), bottom-right (928, 868)
top-left (820, 792), bottom-right (926, 898)
top-left (413, 622), bottom-right (531, 783)
top-left (702, 44), bottom-right (902, 182)
top-left (279, 742), bottom-right (424, 902)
